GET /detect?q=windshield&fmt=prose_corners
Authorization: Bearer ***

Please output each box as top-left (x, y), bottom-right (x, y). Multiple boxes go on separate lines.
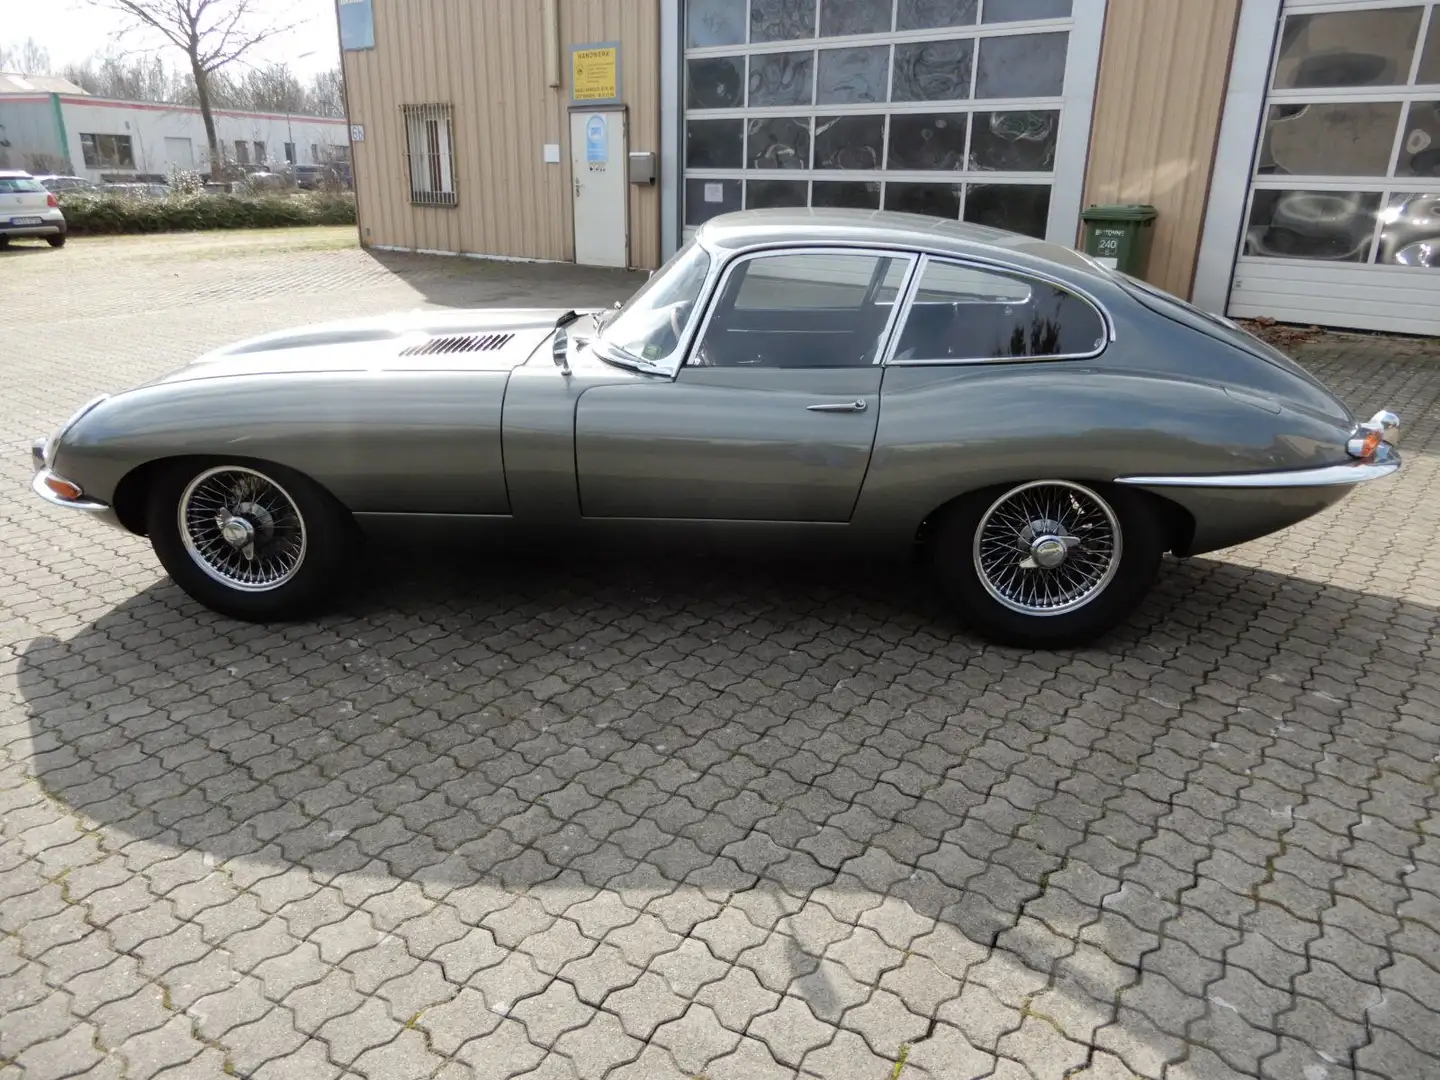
top-left (598, 240), bottom-right (712, 365)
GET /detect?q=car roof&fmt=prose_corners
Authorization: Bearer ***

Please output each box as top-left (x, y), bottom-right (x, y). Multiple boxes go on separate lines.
top-left (694, 208), bottom-right (1101, 280)
top-left (0, 170), bottom-right (34, 178)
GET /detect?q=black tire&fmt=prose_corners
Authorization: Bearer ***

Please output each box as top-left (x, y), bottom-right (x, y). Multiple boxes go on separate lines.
top-left (146, 460), bottom-right (358, 621)
top-left (930, 479), bottom-right (1164, 648)
top-left (47, 234), bottom-right (66, 248)
top-left (0, 236), bottom-right (10, 250)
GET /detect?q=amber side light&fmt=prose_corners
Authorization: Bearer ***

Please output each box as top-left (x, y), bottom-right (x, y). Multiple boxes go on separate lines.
top-left (43, 476), bottom-right (83, 501)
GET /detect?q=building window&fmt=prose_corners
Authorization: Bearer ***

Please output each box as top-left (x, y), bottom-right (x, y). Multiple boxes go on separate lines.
top-left (1243, 2), bottom-right (1440, 269)
top-left (681, 0), bottom-right (1075, 238)
top-left (235, 140), bottom-right (250, 165)
top-left (284, 142), bottom-right (297, 164)
top-left (254, 141), bottom-right (267, 164)
top-left (402, 103), bottom-right (457, 206)
top-left (79, 133), bottom-right (135, 169)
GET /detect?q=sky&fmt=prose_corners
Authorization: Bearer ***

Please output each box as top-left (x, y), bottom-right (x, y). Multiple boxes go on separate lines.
top-left (4, 0), bottom-right (341, 78)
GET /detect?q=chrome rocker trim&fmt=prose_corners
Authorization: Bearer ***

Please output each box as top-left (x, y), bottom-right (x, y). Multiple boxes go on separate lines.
top-left (1117, 449), bottom-right (1401, 489)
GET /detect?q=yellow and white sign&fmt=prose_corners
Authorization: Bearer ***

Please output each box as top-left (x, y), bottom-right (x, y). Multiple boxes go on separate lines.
top-left (570, 43), bottom-right (621, 105)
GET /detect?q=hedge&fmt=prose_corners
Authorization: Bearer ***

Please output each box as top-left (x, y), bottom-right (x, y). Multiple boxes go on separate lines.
top-left (57, 192), bottom-right (357, 235)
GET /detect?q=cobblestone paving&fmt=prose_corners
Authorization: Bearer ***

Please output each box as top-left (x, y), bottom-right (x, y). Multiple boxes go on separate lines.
top-left (2, 231), bottom-right (1438, 1080)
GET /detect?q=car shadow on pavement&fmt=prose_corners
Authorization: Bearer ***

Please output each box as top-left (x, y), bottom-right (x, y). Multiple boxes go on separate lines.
top-left (12, 548), bottom-right (1432, 1075)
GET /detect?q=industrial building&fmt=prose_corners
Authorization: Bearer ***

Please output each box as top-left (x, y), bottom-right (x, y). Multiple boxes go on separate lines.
top-left (336, 0), bottom-right (1439, 335)
top-left (0, 72), bottom-right (350, 182)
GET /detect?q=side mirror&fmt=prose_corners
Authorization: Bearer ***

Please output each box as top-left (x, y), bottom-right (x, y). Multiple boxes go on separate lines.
top-left (552, 331), bottom-right (572, 376)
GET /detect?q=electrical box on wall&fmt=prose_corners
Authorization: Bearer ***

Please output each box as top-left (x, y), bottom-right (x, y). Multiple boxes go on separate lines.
top-left (628, 151), bottom-right (655, 186)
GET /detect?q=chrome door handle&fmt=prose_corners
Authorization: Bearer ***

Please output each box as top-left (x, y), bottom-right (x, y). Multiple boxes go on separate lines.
top-left (806, 398), bottom-right (868, 413)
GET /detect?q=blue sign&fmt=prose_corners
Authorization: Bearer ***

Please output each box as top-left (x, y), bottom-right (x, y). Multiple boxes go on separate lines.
top-left (585, 115), bottom-right (608, 164)
top-left (338, 0), bottom-right (375, 50)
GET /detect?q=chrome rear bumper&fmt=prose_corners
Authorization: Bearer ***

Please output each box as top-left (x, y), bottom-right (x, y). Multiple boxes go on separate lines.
top-left (1121, 407), bottom-right (1402, 490)
top-left (1117, 446), bottom-right (1400, 489)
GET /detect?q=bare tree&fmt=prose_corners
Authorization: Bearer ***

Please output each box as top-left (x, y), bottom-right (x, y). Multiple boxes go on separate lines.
top-left (0, 37), bottom-right (54, 73)
top-left (306, 67), bottom-right (345, 119)
top-left (63, 51), bottom-right (189, 102)
top-left (81, 0), bottom-right (299, 175)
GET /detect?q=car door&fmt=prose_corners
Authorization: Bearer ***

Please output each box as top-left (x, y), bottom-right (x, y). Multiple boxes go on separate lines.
top-left (574, 248), bottom-right (914, 522)
top-left (0, 176), bottom-right (51, 225)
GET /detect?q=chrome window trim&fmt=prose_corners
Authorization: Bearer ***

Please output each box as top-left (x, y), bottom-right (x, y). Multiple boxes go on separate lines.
top-left (1116, 455), bottom-right (1401, 490)
top-left (699, 235), bottom-right (1117, 344)
top-left (677, 244), bottom-right (922, 372)
top-left (881, 252), bottom-right (1112, 367)
top-left (600, 236), bottom-right (726, 376)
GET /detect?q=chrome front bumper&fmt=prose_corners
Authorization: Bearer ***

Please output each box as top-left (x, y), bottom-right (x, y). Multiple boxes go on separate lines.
top-left (30, 439), bottom-right (121, 522)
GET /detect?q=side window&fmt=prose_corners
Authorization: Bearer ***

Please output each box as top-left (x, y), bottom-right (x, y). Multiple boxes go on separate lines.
top-left (891, 259), bottom-right (1106, 362)
top-left (694, 252), bottom-right (910, 368)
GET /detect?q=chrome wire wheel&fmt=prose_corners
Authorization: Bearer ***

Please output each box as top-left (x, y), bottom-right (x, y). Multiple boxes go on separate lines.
top-left (178, 466), bottom-right (308, 592)
top-left (972, 480), bottom-right (1122, 617)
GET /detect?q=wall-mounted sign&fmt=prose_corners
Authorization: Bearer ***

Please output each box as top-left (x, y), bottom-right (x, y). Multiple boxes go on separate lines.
top-left (338, 0), bottom-right (375, 51)
top-left (586, 115), bottom-right (608, 168)
top-left (350, 124), bottom-right (366, 143)
top-left (570, 42), bottom-right (621, 105)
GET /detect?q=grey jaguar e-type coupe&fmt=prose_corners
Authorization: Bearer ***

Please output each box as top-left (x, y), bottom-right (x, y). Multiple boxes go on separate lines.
top-left (32, 208), bottom-right (1400, 646)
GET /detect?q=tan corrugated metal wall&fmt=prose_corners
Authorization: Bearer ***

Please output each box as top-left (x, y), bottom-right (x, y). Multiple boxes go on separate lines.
top-left (343, 0), bottom-right (661, 269)
top-left (1083, 0), bottom-right (1243, 298)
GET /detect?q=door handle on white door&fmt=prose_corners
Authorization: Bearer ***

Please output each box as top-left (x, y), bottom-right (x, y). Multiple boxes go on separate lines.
top-left (806, 398), bottom-right (868, 413)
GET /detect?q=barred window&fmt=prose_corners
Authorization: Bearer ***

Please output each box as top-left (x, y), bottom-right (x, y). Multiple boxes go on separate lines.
top-left (403, 103), bottom-right (457, 206)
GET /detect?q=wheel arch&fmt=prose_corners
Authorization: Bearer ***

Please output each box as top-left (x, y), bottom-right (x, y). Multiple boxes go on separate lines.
top-left (913, 478), bottom-right (1196, 557)
top-left (112, 455), bottom-right (356, 537)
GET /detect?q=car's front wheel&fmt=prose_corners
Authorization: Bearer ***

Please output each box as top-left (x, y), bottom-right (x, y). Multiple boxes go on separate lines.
top-left (146, 461), bottom-right (357, 621)
top-left (931, 479), bottom-right (1163, 648)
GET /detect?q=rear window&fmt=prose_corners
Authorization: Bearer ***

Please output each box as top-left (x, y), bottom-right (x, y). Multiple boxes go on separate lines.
top-left (0, 178), bottom-right (45, 193)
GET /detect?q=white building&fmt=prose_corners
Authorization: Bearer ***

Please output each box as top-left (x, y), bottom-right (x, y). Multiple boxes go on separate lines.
top-left (0, 74), bottom-right (349, 181)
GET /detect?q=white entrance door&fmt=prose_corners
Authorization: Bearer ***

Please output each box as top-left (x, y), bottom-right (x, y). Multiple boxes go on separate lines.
top-left (570, 109), bottom-right (628, 268)
top-left (164, 137), bottom-right (195, 170)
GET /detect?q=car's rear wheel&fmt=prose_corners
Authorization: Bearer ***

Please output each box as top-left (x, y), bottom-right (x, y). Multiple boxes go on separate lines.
top-left (46, 234), bottom-right (66, 248)
top-left (931, 479), bottom-right (1163, 647)
top-left (146, 461), bottom-right (357, 621)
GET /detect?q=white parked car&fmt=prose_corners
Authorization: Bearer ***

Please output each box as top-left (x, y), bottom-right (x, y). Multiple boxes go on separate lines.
top-left (0, 171), bottom-right (67, 248)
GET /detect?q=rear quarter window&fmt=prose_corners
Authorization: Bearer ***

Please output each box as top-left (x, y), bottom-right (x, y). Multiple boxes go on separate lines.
top-left (891, 258), bottom-right (1107, 362)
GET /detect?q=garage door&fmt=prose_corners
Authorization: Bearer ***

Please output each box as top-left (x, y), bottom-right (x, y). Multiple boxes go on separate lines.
top-left (680, 0), bottom-right (1098, 246)
top-left (1228, 0), bottom-right (1440, 334)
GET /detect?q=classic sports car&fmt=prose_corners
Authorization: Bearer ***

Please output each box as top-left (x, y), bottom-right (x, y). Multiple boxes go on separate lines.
top-left (32, 208), bottom-right (1401, 646)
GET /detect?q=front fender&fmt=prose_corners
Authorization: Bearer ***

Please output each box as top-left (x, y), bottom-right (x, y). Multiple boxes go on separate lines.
top-left (52, 370), bottom-right (512, 516)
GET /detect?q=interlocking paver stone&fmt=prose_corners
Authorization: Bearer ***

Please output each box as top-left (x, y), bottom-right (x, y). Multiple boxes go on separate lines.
top-left (5, 237), bottom-right (1440, 1080)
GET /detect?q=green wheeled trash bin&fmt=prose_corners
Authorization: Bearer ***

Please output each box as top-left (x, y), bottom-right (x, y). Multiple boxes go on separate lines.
top-left (1080, 204), bottom-right (1158, 277)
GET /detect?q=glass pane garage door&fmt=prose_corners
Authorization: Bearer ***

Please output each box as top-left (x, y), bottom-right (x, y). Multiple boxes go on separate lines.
top-left (682, 0), bottom-right (1078, 241)
top-left (1229, 1), bottom-right (1440, 334)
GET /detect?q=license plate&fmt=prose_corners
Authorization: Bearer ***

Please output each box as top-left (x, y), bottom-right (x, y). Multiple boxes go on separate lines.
top-left (9, 216), bottom-right (41, 226)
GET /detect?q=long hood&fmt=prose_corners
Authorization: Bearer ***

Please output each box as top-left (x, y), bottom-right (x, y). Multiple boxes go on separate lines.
top-left (150, 307), bottom-right (599, 385)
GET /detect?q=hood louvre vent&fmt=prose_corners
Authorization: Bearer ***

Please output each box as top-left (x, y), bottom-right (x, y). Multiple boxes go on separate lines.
top-left (399, 332), bottom-right (515, 357)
